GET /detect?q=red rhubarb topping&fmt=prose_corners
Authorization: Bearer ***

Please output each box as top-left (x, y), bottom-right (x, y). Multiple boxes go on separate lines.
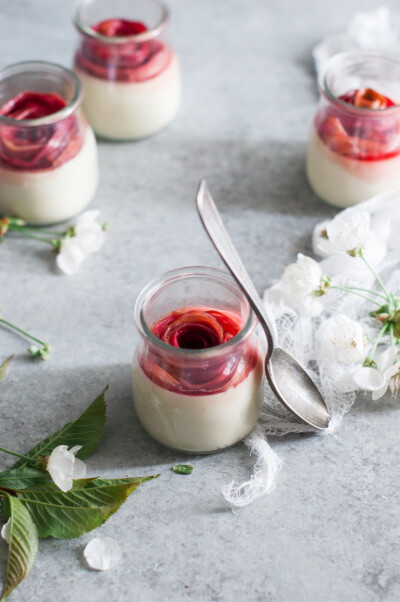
top-left (316, 87), bottom-right (400, 161)
top-left (138, 306), bottom-right (262, 395)
top-left (74, 18), bottom-right (172, 83)
top-left (0, 91), bottom-right (83, 171)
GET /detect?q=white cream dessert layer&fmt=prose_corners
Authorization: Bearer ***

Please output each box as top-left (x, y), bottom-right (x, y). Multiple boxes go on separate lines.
top-left (306, 125), bottom-right (400, 208)
top-left (132, 355), bottom-right (264, 453)
top-left (75, 53), bottom-right (181, 140)
top-left (0, 126), bottom-right (98, 225)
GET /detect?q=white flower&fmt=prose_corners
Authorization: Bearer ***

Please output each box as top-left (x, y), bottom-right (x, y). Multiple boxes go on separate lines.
top-left (47, 445), bottom-right (86, 492)
top-left (337, 346), bottom-right (400, 400)
top-left (56, 210), bottom-right (107, 275)
top-left (280, 254), bottom-right (325, 316)
top-left (84, 537), bottom-right (122, 571)
top-left (1, 519), bottom-right (10, 543)
top-left (315, 210), bottom-right (370, 257)
top-left (321, 314), bottom-right (367, 364)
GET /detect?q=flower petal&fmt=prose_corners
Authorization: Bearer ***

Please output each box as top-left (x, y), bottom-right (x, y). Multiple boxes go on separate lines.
top-left (375, 346), bottom-right (398, 374)
top-left (84, 537), bottom-right (122, 571)
top-left (353, 366), bottom-right (385, 391)
top-left (72, 457), bottom-right (86, 480)
top-left (56, 238), bottom-right (85, 275)
top-left (1, 519), bottom-right (11, 544)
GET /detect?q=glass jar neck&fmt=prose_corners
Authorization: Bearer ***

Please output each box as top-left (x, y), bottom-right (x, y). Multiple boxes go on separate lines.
top-left (320, 51), bottom-right (400, 117)
top-left (74, 0), bottom-right (169, 44)
top-left (135, 266), bottom-right (256, 360)
top-left (0, 61), bottom-right (82, 127)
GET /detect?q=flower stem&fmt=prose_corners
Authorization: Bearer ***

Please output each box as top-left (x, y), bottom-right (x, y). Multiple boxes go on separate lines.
top-left (330, 285), bottom-right (381, 306)
top-left (0, 318), bottom-right (47, 347)
top-left (359, 251), bottom-right (390, 298)
top-left (7, 227), bottom-right (56, 245)
top-left (9, 225), bottom-right (63, 237)
top-left (0, 446), bottom-right (36, 464)
top-left (367, 323), bottom-right (389, 363)
top-left (344, 286), bottom-right (387, 301)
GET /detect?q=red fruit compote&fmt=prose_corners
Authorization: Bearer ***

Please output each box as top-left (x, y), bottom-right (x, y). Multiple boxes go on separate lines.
top-left (0, 61), bottom-right (98, 224)
top-left (74, 0), bottom-right (181, 140)
top-left (306, 52), bottom-right (400, 208)
top-left (132, 268), bottom-right (265, 453)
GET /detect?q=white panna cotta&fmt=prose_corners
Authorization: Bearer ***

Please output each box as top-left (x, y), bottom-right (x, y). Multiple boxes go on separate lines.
top-left (75, 53), bottom-right (181, 140)
top-left (306, 124), bottom-right (400, 208)
top-left (0, 127), bottom-right (98, 224)
top-left (132, 354), bottom-right (264, 454)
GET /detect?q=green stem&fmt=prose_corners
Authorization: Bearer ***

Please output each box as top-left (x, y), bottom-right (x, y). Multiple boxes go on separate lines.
top-left (0, 446), bottom-right (36, 464)
top-left (359, 251), bottom-right (390, 299)
top-left (330, 285), bottom-right (381, 306)
top-left (344, 286), bottom-right (387, 301)
top-left (367, 323), bottom-right (389, 363)
top-left (7, 228), bottom-right (56, 245)
top-left (9, 225), bottom-right (63, 237)
top-left (0, 318), bottom-right (47, 347)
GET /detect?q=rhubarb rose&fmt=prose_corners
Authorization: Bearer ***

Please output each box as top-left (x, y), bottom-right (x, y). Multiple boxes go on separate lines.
top-left (0, 61), bottom-right (98, 225)
top-left (306, 52), bottom-right (400, 208)
top-left (73, 0), bottom-right (181, 140)
top-left (132, 267), bottom-right (265, 453)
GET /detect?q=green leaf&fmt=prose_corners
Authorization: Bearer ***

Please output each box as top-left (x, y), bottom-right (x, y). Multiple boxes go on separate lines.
top-left (0, 468), bottom-right (49, 490)
top-left (13, 388), bottom-right (107, 469)
top-left (11, 475), bottom-right (158, 539)
top-left (172, 464), bottom-right (193, 475)
top-left (0, 356), bottom-right (13, 382)
top-left (0, 495), bottom-right (38, 602)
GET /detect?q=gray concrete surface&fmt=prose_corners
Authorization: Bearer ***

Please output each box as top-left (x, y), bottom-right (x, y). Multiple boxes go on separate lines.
top-left (1, 0), bottom-right (400, 600)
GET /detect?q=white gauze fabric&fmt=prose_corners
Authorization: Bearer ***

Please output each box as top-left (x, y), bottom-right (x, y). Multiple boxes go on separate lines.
top-left (223, 190), bottom-right (400, 508)
top-left (312, 6), bottom-right (400, 77)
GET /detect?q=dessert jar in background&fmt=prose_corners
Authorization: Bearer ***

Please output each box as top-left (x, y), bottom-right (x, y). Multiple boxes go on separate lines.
top-left (0, 61), bottom-right (98, 225)
top-left (132, 267), bottom-right (265, 454)
top-left (73, 0), bottom-right (181, 140)
top-left (306, 52), bottom-right (400, 208)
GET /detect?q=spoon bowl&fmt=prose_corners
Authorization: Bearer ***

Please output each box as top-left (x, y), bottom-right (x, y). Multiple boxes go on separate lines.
top-left (196, 180), bottom-right (329, 430)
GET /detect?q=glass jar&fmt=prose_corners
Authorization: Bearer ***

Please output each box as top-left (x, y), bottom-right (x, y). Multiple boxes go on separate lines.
top-left (74, 0), bottom-right (181, 140)
top-left (306, 51), bottom-right (400, 208)
top-left (0, 61), bottom-right (98, 225)
top-left (132, 267), bottom-right (265, 454)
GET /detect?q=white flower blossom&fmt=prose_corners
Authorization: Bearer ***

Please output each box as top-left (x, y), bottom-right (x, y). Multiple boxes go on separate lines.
top-left (315, 210), bottom-right (370, 257)
top-left (280, 253), bottom-right (325, 317)
top-left (47, 445), bottom-right (86, 492)
top-left (336, 346), bottom-right (400, 400)
top-left (56, 210), bottom-right (107, 275)
top-left (1, 519), bottom-right (10, 543)
top-left (321, 314), bottom-right (367, 364)
top-left (84, 537), bottom-right (122, 571)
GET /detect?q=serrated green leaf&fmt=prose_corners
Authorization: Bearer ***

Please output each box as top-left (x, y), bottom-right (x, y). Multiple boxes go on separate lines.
top-left (13, 388), bottom-right (107, 469)
top-left (11, 475), bottom-right (158, 539)
top-left (0, 495), bottom-right (38, 602)
top-left (0, 356), bottom-right (13, 383)
top-left (0, 468), bottom-right (49, 490)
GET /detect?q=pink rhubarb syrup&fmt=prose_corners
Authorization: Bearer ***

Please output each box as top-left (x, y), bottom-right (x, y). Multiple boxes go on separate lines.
top-left (315, 87), bottom-right (400, 161)
top-left (0, 91), bottom-right (83, 171)
top-left (74, 18), bottom-right (172, 83)
top-left (138, 306), bottom-right (262, 396)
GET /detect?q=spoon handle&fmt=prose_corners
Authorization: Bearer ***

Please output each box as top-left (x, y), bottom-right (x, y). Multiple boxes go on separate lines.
top-left (196, 180), bottom-right (275, 353)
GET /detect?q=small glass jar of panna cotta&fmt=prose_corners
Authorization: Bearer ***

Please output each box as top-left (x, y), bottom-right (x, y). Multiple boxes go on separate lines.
top-left (306, 52), bottom-right (400, 208)
top-left (132, 267), bottom-right (265, 454)
top-left (73, 0), bottom-right (181, 140)
top-left (0, 61), bottom-right (98, 225)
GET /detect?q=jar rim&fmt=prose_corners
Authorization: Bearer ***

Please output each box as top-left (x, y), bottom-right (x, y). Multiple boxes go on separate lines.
top-left (0, 61), bottom-right (83, 127)
top-left (134, 266), bottom-right (257, 357)
top-left (74, 0), bottom-right (170, 44)
top-left (320, 51), bottom-right (400, 116)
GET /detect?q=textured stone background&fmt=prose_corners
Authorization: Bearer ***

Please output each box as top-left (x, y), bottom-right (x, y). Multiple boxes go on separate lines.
top-left (0, 0), bottom-right (400, 600)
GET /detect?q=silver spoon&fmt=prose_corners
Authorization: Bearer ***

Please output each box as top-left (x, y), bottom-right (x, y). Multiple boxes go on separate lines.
top-left (196, 180), bottom-right (329, 430)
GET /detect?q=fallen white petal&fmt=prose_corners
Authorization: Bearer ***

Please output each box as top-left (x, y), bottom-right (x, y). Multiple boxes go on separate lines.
top-left (1, 519), bottom-right (11, 543)
top-left (84, 537), bottom-right (122, 571)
